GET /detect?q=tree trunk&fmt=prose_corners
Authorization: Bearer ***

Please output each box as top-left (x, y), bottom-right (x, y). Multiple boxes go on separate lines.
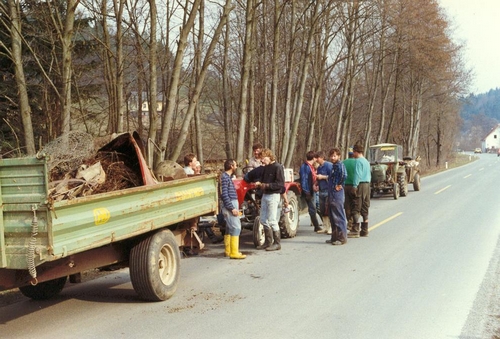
top-left (194, 0), bottom-right (204, 165)
top-left (147, 0), bottom-right (158, 153)
top-left (8, 0), bottom-right (35, 155)
top-left (285, 1), bottom-right (319, 167)
top-left (235, 0), bottom-right (254, 165)
top-left (170, 1), bottom-right (232, 161)
top-left (160, 0), bottom-right (202, 159)
top-left (60, 0), bottom-right (79, 138)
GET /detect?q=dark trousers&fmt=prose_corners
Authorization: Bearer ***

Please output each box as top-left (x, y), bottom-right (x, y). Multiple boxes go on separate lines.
top-left (318, 191), bottom-right (328, 216)
top-left (344, 185), bottom-right (357, 222)
top-left (353, 183), bottom-right (370, 222)
top-left (305, 194), bottom-right (320, 227)
top-left (329, 189), bottom-right (347, 241)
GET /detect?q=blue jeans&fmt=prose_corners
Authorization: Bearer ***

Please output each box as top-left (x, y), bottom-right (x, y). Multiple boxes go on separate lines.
top-left (222, 200), bottom-right (242, 236)
top-left (260, 193), bottom-right (280, 232)
top-left (329, 189), bottom-right (347, 241)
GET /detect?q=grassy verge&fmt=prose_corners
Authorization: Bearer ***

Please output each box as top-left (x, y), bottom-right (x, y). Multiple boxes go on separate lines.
top-left (420, 152), bottom-right (478, 177)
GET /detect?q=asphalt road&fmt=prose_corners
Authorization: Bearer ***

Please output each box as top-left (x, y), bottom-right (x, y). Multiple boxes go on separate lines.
top-left (2, 153), bottom-right (500, 339)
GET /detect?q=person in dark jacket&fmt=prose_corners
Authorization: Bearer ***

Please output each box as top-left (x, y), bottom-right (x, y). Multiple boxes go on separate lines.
top-left (315, 151), bottom-right (333, 235)
top-left (325, 148), bottom-right (348, 245)
top-left (299, 151), bottom-right (323, 232)
top-left (253, 148), bottom-right (285, 251)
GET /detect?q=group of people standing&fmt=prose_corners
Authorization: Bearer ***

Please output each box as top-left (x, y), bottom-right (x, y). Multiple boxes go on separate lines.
top-left (301, 145), bottom-right (371, 245)
top-left (185, 142), bottom-right (371, 260)
top-left (219, 144), bottom-right (285, 259)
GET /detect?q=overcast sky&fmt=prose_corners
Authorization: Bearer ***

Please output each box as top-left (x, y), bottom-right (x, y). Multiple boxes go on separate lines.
top-left (439, 0), bottom-right (500, 94)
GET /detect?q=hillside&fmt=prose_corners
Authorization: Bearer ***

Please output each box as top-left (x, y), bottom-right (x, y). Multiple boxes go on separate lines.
top-left (458, 88), bottom-right (500, 150)
top-left (461, 88), bottom-right (500, 122)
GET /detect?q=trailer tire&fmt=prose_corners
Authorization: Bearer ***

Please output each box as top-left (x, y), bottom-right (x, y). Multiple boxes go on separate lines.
top-left (19, 276), bottom-right (67, 300)
top-left (253, 216), bottom-right (265, 247)
top-left (280, 191), bottom-right (299, 238)
top-left (129, 229), bottom-right (180, 302)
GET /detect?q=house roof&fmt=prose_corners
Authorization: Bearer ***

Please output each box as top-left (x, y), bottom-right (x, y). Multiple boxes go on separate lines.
top-left (482, 123), bottom-right (500, 141)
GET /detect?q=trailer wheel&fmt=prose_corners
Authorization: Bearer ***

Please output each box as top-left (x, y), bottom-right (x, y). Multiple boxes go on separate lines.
top-left (19, 276), bottom-right (67, 300)
top-left (129, 229), bottom-right (180, 301)
top-left (413, 173), bottom-right (421, 191)
top-left (253, 216), bottom-right (265, 247)
top-left (280, 191), bottom-right (299, 238)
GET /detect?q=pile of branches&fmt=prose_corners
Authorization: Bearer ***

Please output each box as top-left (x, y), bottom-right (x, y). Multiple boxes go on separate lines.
top-left (44, 133), bottom-right (142, 201)
top-left (49, 151), bottom-right (142, 201)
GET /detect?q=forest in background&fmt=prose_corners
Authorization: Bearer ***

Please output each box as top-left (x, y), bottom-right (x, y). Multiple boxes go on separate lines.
top-left (458, 88), bottom-right (500, 151)
top-left (0, 0), bottom-right (470, 171)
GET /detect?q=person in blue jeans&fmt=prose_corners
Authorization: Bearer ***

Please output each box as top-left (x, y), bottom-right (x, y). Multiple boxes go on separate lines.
top-left (325, 148), bottom-right (348, 245)
top-left (220, 159), bottom-right (246, 259)
top-left (299, 151), bottom-right (324, 233)
top-left (254, 148), bottom-right (285, 251)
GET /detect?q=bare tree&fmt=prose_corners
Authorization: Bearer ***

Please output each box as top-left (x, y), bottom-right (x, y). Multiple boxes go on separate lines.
top-left (159, 0), bottom-right (202, 161)
top-left (2, 0), bottom-right (36, 154)
top-left (169, 0), bottom-right (232, 161)
top-left (235, 0), bottom-right (255, 165)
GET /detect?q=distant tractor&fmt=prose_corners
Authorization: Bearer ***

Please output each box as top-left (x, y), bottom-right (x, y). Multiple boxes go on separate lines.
top-left (368, 143), bottom-right (421, 200)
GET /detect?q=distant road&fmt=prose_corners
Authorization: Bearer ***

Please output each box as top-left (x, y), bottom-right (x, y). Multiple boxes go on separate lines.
top-left (2, 153), bottom-right (500, 339)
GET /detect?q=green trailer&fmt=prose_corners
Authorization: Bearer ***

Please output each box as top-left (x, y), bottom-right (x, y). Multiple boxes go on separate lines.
top-left (0, 147), bottom-right (218, 301)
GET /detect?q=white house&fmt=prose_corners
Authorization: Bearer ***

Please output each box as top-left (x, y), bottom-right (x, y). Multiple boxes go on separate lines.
top-left (128, 91), bottom-right (164, 120)
top-left (481, 124), bottom-right (500, 152)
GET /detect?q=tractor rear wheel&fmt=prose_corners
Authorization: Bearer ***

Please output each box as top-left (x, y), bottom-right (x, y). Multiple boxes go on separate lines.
top-left (280, 191), bottom-right (299, 238)
top-left (399, 173), bottom-right (408, 197)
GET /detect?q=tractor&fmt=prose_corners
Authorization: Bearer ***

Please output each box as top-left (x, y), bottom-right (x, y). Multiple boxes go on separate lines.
top-left (233, 166), bottom-right (302, 247)
top-left (368, 143), bottom-right (421, 200)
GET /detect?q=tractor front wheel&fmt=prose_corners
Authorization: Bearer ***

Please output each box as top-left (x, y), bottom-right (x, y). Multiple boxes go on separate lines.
top-left (413, 173), bottom-right (421, 191)
top-left (393, 183), bottom-right (400, 200)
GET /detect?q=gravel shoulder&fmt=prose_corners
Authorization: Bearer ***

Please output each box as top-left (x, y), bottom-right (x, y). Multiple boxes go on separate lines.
top-left (460, 232), bottom-right (500, 339)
